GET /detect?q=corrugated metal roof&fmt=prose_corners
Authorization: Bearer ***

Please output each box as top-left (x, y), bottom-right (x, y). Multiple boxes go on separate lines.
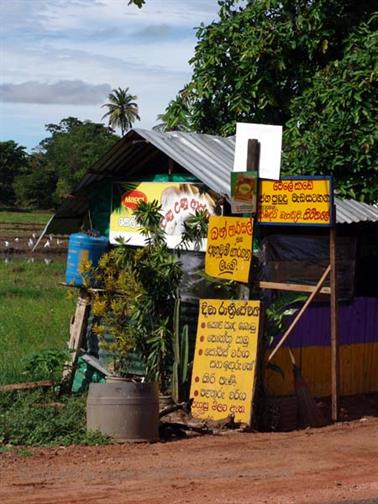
top-left (334, 198), bottom-right (378, 224)
top-left (48, 128), bottom-right (378, 233)
top-left (132, 129), bottom-right (236, 196)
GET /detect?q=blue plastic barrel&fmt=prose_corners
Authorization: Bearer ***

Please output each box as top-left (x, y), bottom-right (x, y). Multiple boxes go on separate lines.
top-left (65, 233), bottom-right (108, 286)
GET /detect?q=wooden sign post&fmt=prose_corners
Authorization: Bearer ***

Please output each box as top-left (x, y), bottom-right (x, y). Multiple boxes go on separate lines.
top-left (259, 179), bottom-right (339, 422)
top-left (330, 209), bottom-right (339, 422)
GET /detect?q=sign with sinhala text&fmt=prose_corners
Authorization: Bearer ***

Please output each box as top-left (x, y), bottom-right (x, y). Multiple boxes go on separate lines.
top-left (190, 299), bottom-right (261, 424)
top-left (205, 216), bottom-right (253, 283)
top-left (110, 181), bottom-right (217, 249)
top-left (257, 177), bottom-right (333, 226)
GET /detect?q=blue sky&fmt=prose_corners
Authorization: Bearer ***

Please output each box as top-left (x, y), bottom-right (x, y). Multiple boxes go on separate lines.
top-left (0, 0), bottom-right (220, 151)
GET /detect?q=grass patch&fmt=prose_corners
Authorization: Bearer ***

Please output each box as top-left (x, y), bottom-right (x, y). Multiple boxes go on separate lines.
top-left (0, 210), bottom-right (52, 225)
top-left (0, 251), bottom-right (112, 448)
top-left (0, 389), bottom-right (110, 446)
top-left (0, 261), bottom-right (74, 384)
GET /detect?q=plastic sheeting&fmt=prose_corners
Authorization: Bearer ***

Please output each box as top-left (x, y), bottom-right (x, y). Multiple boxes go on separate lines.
top-left (179, 250), bottom-right (232, 302)
top-left (261, 234), bottom-right (357, 300)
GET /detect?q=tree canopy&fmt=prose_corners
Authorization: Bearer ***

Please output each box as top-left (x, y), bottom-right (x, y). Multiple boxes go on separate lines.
top-left (12, 117), bottom-right (119, 209)
top-left (283, 19), bottom-right (378, 202)
top-left (0, 141), bottom-right (29, 207)
top-left (161, 0), bottom-right (377, 203)
top-left (102, 87), bottom-right (140, 136)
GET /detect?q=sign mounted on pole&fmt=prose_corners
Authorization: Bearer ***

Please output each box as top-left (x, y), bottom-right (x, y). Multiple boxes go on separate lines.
top-left (257, 177), bottom-right (334, 227)
top-left (190, 299), bottom-right (261, 425)
top-left (205, 216), bottom-right (253, 283)
top-left (233, 122), bottom-right (282, 180)
top-left (230, 170), bottom-right (258, 214)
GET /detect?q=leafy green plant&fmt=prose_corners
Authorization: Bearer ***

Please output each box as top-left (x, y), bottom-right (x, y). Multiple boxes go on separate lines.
top-left (179, 209), bottom-right (210, 250)
top-left (264, 293), bottom-right (307, 347)
top-left (91, 200), bottom-right (183, 392)
top-left (172, 291), bottom-right (190, 402)
top-left (21, 348), bottom-right (71, 382)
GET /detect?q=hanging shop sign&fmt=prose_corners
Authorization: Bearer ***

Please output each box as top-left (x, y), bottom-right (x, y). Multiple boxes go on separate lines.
top-left (110, 182), bottom-right (217, 249)
top-left (230, 171), bottom-right (258, 214)
top-left (205, 215), bottom-right (253, 283)
top-left (257, 177), bottom-right (334, 227)
top-left (190, 299), bottom-right (261, 425)
top-left (233, 122), bottom-right (282, 180)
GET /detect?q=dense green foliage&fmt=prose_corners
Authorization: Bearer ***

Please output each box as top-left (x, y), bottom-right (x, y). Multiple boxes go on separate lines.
top-left (161, 0), bottom-right (377, 202)
top-left (283, 19), bottom-right (378, 202)
top-left (13, 152), bottom-right (57, 209)
top-left (22, 348), bottom-right (71, 383)
top-left (36, 117), bottom-right (119, 203)
top-left (102, 87), bottom-right (140, 136)
top-left (2, 117), bottom-right (119, 209)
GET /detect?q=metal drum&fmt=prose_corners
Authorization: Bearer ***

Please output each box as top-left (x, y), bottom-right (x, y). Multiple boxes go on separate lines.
top-left (87, 381), bottom-right (160, 442)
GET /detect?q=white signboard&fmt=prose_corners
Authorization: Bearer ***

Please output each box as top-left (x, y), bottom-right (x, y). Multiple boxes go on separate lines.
top-left (233, 123), bottom-right (282, 180)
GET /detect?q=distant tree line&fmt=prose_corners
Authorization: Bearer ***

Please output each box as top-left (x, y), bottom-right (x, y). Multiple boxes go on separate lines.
top-left (0, 118), bottom-right (119, 209)
top-left (0, 87), bottom-right (142, 210)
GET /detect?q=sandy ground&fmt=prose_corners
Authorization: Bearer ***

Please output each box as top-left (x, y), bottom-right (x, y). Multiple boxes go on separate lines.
top-left (0, 417), bottom-right (377, 504)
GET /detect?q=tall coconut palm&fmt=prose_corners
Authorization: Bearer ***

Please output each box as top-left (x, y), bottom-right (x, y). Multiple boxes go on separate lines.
top-left (101, 87), bottom-right (140, 136)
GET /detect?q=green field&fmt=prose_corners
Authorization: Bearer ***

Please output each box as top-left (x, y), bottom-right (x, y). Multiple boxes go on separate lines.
top-left (0, 261), bottom-right (74, 384)
top-left (0, 210), bottom-right (53, 225)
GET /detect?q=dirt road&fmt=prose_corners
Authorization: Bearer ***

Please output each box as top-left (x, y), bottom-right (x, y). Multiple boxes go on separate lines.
top-left (0, 418), bottom-right (377, 504)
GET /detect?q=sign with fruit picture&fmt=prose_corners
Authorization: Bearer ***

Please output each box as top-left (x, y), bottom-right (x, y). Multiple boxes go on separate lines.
top-left (230, 170), bottom-right (258, 214)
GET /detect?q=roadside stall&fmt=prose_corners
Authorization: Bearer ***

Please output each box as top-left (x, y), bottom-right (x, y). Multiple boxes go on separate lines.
top-left (46, 128), bottom-right (378, 434)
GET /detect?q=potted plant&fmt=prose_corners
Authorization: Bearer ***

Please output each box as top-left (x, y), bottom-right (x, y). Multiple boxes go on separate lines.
top-left (86, 200), bottom-right (183, 441)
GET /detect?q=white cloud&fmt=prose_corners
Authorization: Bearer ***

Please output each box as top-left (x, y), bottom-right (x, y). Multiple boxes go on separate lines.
top-left (0, 80), bottom-right (111, 105)
top-left (0, 0), bottom-right (220, 149)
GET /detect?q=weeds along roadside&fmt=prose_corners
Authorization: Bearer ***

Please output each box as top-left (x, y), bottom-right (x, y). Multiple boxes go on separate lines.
top-left (0, 389), bottom-right (110, 447)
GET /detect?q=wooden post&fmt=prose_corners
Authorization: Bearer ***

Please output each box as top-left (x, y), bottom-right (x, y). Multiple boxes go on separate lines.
top-left (240, 139), bottom-right (260, 299)
top-left (62, 287), bottom-right (91, 387)
top-left (330, 218), bottom-right (339, 422)
top-left (247, 139), bottom-right (260, 171)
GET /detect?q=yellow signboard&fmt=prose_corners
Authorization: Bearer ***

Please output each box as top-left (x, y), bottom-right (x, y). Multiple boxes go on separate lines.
top-left (110, 182), bottom-right (216, 249)
top-left (205, 216), bottom-right (253, 283)
top-left (258, 177), bottom-right (333, 226)
top-left (190, 299), bottom-right (261, 424)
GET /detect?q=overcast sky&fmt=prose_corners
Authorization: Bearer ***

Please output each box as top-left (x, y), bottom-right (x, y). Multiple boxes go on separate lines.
top-left (0, 0), bottom-right (220, 151)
